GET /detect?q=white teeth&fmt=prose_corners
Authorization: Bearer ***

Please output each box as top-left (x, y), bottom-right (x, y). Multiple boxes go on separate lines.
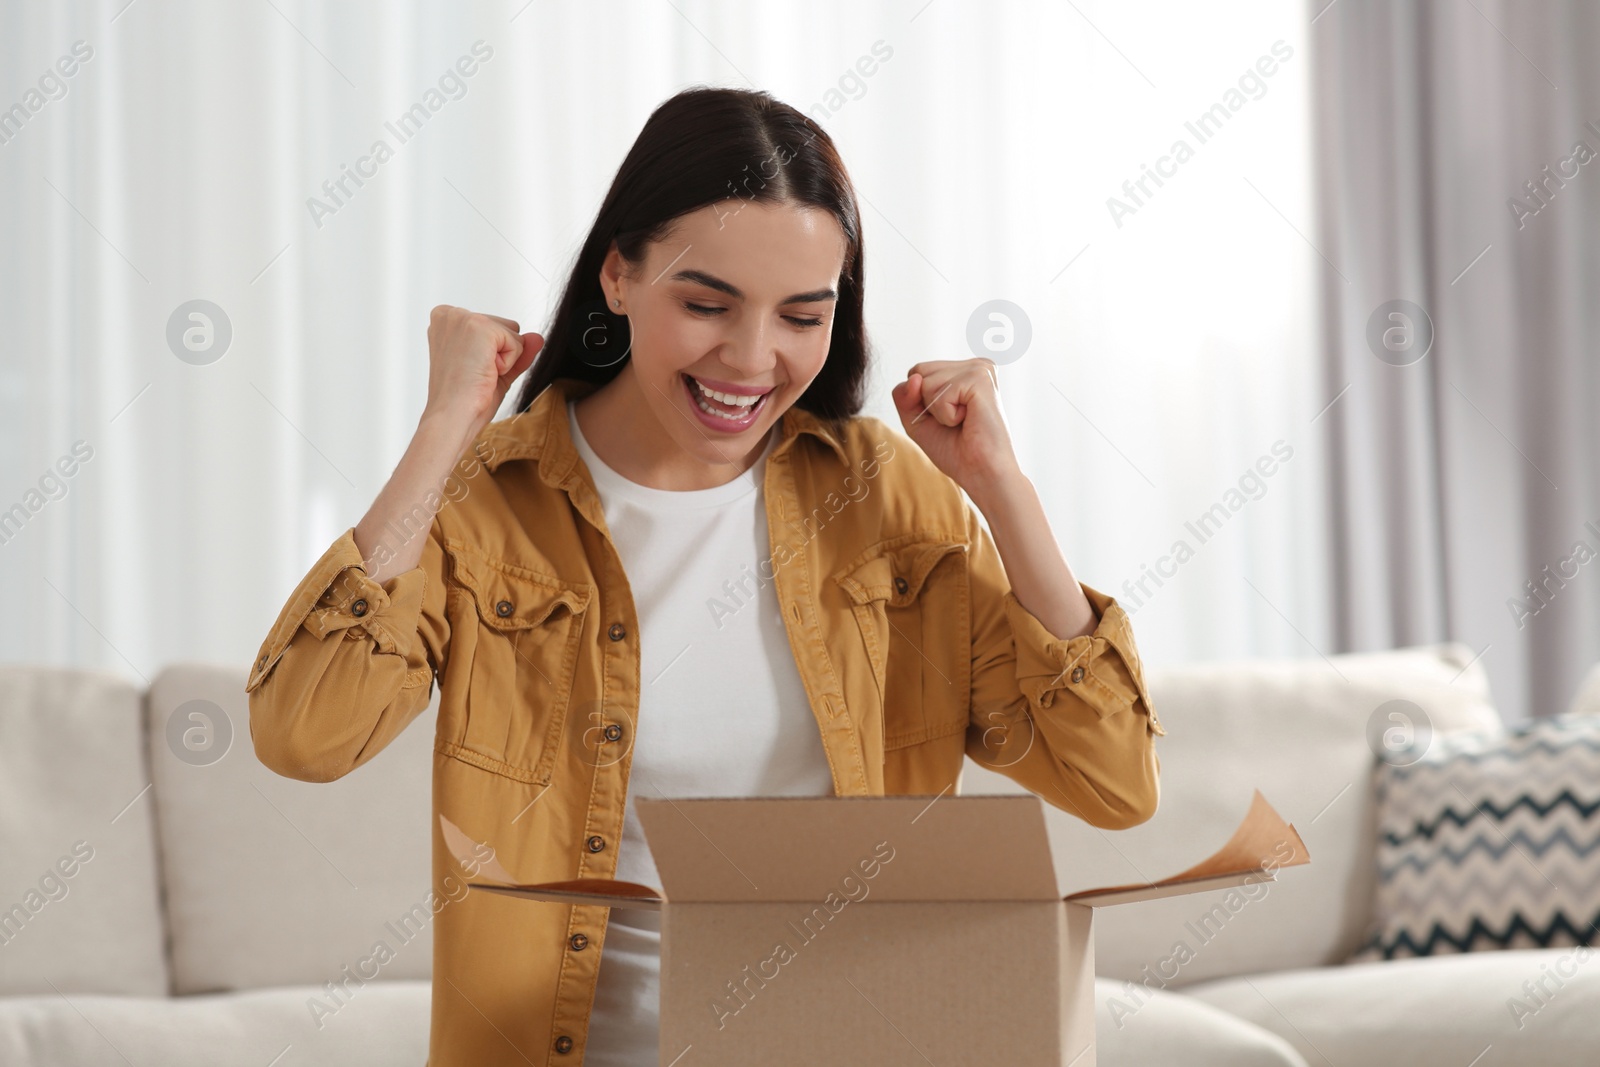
top-left (690, 377), bottom-right (761, 407)
top-left (688, 376), bottom-right (767, 419)
top-left (693, 391), bottom-right (757, 420)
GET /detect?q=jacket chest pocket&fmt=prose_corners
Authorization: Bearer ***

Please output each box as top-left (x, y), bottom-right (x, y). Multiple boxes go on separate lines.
top-left (834, 535), bottom-right (971, 749)
top-left (447, 551), bottom-right (591, 784)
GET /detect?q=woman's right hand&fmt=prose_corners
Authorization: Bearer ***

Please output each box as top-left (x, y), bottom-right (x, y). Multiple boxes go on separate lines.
top-left (352, 307), bottom-right (542, 583)
top-left (423, 304), bottom-right (544, 443)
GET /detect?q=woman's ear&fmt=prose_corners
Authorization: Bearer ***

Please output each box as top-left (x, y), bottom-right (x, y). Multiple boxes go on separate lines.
top-left (598, 243), bottom-right (626, 311)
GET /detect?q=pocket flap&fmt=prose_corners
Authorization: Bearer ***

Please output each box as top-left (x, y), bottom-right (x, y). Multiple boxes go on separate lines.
top-left (835, 535), bottom-right (967, 607)
top-left (449, 551), bottom-right (591, 631)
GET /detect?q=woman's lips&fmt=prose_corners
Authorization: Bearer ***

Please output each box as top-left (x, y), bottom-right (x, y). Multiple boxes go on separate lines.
top-left (682, 373), bottom-right (772, 432)
top-left (685, 373), bottom-right (775, 396)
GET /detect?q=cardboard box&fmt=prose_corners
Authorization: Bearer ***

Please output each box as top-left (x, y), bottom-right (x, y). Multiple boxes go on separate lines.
top-left (450, 790), bottom-right (1310, 1066)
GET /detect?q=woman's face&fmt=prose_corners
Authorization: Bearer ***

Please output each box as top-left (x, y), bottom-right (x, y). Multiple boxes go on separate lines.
top-left (601, 198), bottom-right (847, 467)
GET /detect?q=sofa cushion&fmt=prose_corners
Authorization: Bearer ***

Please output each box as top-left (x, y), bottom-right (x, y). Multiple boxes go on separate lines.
top-left (0, 667), bottom-right (169, 996)
top-left (1352, 714), bottom-right (1600, 960)
top-left (1185, 949), bottom-right (1600, 1067)
top-left (0, 980), bottom-right (429, 1067)
top-left (147, 664), bottom-right (437, 993)
top-left (1094, 977), bottom-right (1309, 1066)
top-left (1566, 663), bottom-right (1600, 717)
top-left (0, 980), bottom-right (1305, 1067)
top-left (963, 642), bottom-right (1503, 985)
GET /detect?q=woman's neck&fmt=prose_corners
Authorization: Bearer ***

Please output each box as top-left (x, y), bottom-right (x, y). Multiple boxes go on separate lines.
top-left (572, 367), bottom-right (772, 491)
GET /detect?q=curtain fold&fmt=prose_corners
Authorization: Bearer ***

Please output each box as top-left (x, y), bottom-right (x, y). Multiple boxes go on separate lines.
top-left (1312, 0), bottom-right (1600, 721)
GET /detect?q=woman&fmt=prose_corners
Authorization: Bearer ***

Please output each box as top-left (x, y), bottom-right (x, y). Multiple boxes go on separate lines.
top-left (248, 86), bottom-right (1162, 1066)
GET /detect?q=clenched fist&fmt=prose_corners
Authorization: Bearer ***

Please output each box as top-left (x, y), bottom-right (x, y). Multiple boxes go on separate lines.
top-left (424, 305), bottom-right (544, 442)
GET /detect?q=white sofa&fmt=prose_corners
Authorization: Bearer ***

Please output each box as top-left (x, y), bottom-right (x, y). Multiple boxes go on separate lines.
top-left (970, 642), bottom-right (1600, 1067)
top-left (2, 644), bottom-right (1596, 1066)
top-left (0, 665), bottom-right (433, 1065)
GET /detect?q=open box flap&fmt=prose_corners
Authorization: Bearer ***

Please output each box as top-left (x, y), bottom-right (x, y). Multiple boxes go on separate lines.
top-left (469, 878), bottom-right (664, 910)
top-left (438, 814), bottom-right (521, 883)
top-left (1065, 790), bottom-right (1311, 907)
top-left (439, 814), bottom-right (667, 911)
top-left (636, 794), bottom-right (1062, 903)
top-left (445, 792), bottom-right (1309, 911)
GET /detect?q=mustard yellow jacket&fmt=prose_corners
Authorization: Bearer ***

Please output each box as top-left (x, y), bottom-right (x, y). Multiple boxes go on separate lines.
top-left (247, 374), bottom-right (1163, 1066)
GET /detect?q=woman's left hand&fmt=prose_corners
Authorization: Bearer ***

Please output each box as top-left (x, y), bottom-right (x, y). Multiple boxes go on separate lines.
top-left (890, 357), bottom-right (1022, 504)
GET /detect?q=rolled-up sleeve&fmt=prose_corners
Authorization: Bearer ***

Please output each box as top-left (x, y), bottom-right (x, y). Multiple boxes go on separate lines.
top-left (965, 507), bottom-right (1162, 830)
top-left (246, 524), bottom-right (448, 783)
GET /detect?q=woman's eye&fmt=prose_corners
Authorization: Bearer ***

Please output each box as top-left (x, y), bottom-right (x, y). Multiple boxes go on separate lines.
top-left (681, 301), bottom-right (823, 329)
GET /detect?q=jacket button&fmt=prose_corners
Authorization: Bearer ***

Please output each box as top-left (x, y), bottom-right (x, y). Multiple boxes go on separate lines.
top-left (586, 835), bottom-right (606, 853)
top-left (554, 1035), bottom-right (574, 1054)
top-left (893, 576), bottom-right (909, 595)
top-left (351, 598), bottom-right (368, 617)
top-left (496, 599), bottom-right (514, 618)
top-left (608, 622), bottom-right (627, 641)
top-left (602, 723), bottom-right (623, 742)
top-left (569, 932), bottom-right (589, 951)
top-left (1071, 666), bottom-right (1086, 683)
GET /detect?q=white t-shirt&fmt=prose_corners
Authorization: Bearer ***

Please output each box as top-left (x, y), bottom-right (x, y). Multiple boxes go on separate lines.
top-left (568, 400), bottom-right (834, 1066)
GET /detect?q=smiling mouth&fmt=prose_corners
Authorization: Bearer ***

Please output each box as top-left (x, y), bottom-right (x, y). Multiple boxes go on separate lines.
top-left (682, 373), bottom-right (774, 422)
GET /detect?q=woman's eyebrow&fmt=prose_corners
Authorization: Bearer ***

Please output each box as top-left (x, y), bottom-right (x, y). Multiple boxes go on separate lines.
top-left (668, 268), bottom-right (837, 304)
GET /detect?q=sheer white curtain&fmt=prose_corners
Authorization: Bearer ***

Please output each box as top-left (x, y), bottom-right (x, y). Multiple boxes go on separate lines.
top-left (0, 0), bottom-right (1325, 683)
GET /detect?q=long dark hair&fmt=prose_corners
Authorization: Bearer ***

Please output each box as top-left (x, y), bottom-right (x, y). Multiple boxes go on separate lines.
top-left (513, 86), bottom-right (870, 421)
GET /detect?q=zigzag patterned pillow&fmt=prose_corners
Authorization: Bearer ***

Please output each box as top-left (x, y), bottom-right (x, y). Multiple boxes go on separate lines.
top-left (1352, 715), bottom-right (1600, 960)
